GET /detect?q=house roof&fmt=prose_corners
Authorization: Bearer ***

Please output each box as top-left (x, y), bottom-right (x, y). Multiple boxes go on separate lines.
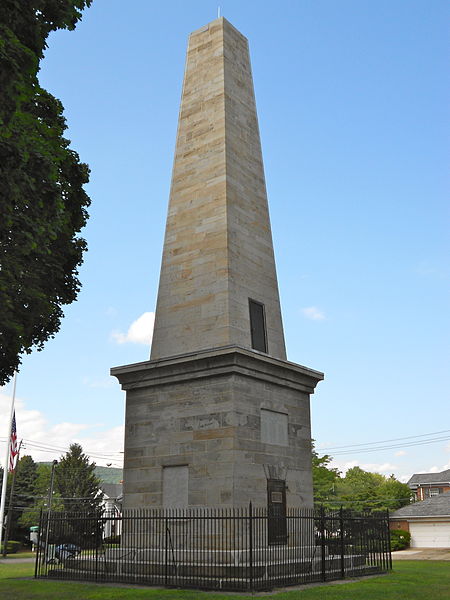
top-left (100, 483), bottom-right (123, 499)
top-left (390, 491), bottom-right (450, 518)
top-left (407, 468), bottom-right (450, 487)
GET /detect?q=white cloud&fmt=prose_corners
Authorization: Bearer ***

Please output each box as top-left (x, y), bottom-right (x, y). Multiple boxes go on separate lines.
top-left (395, 450), bottom-right (407, 457)
top-left (111, 311), bottom-right (155, 345)
top-left (0, 392), bottom-right (124, 468)
top-left (428, 466), bottom-right (440, 473)
top-left (301, 306), bottom-right (326, 321)
top-left (397, 461), bottom-right (450, 483)
top-left (399, 474), bottom-right (411, 483)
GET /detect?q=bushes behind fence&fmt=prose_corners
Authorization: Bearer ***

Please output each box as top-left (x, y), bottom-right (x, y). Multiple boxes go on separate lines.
top-left (390, 529), bottom-right (411, 551)
top-left (0, 540), bottom-right (21, 554)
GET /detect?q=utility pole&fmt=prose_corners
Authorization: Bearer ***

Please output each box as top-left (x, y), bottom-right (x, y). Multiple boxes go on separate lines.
top-left (2, 440), bottom-right (23, 557)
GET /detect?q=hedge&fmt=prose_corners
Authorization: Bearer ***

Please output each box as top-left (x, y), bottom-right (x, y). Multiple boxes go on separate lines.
top-left (390, 529), bottom-right (411, 551)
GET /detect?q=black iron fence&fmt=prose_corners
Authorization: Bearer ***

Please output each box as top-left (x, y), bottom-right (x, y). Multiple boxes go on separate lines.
top-left (35, 505), bottom-right (391, 591)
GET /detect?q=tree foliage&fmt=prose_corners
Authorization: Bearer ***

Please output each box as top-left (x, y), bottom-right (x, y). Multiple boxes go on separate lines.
top-left (55, 443), bottom-right (101, 512)
top-left (375, 475), bottom-right (414, 511)
top-left (312, 446), bottom-right (412, 511)
top-left (311, 443), bottom-right (341, 508)
top-left (0, 0), bottom-right (92, 384)
top-left (0, 455), bottom-right (38, 542)
top-left (12, 455), bottom-right (38, 507)
top-left (18, 462), bottom-right (63, 529)
top-left (3, 447), bottom-right (102, 544)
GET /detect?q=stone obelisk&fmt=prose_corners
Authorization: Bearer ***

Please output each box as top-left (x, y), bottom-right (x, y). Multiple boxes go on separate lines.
top-left (112, 18), bottom-right (323, 512)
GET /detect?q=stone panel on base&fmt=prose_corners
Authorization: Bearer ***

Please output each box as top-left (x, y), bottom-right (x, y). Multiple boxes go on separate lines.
top-left (112, 346), bottom-right (323, 510)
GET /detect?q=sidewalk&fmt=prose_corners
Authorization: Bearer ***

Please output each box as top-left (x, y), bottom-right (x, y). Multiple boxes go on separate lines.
top-left (392, 548), bottom-right (450, 560)
top-left (0, 557), bottom-right (35, 564)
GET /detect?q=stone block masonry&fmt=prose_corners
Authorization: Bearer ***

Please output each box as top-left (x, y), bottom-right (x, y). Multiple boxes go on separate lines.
top-left (150, 18), bottom-right (286, 361)
top-left (112, 347), bottom-right (322, 509)
top-left (112, 18), bottom-right (323, 511)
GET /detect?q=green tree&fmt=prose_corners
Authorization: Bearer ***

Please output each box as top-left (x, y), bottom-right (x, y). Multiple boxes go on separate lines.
top-left (0, 0), bottom-right (93, 384)
top-left (1, 455), bottom-right (38, 543)
top-left (55, 443), bottom-right (101, 512)
top-left (311, 443), bottom-right (341, 508)
top-left (19, 463), bottom-right (63, 529)
top-left (339, 466), bottom-right (385, 508)
top-left (374, 475), bottom-right (412, 511)
top-left (54, 444), bottom-right (102, 549)
top-left (311, 446), bottom-right (412, 512)
top-left (336, 467), bottom-right (412, 512)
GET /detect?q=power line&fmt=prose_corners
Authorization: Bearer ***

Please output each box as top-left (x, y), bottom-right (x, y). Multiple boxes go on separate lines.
top-left (3, 428), bottom-right (448, 463)
top-left (0, 438), bottom-right (123, 461)
top-left (318, 429), bottom-right (450, 451)
top-left (331, 435), bottom-right (450, 456)
top-left (24, 448), bottom-right (123, 464)
top-left (7, 429), bottom-right (448, 454)
top-left (22, 439), bottom-right (123, 457)
top-left (0, 437), bottom-right (123, 460)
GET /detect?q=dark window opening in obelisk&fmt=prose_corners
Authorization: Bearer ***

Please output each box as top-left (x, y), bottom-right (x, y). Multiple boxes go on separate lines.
top-left (249, 298), bottom-right (267, 353)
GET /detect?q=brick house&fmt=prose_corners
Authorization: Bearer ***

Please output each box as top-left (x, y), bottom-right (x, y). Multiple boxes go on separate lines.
top-left (407, 469), bottom-right (450, 501)
top-left (390, 491), bottom-right (450, 548)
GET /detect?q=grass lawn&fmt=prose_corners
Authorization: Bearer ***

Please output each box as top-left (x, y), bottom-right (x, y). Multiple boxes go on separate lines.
top-left (0, 561), bottom-right (448, 599)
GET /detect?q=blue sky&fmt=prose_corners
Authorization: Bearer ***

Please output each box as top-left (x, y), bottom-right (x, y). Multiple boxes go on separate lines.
top-left (1, 0), bottom-right (449, 481)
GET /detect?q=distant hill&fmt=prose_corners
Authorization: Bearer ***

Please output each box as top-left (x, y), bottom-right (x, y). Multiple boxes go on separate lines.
top-left (95, 466), bottom-right (123, 484)
top-left (39, 462), bottom-right (123, 484)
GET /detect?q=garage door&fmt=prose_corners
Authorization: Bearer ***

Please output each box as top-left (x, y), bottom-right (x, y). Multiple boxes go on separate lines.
top-left (409, 522), bottom-right (450, 548)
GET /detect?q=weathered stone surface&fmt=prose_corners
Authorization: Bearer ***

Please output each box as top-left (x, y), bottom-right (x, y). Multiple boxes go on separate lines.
top-left (150, 18), bottom-right (286, 361)
top-left (111, 18), bottom-right (323, 511)
top-left (113, 347), bottom-right (322, 509)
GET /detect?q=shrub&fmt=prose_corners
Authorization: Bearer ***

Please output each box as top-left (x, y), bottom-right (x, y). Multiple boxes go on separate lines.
top-left (0, 540), bottom-right (21, 554)
top-left (390, 529), bottom-right (411, 551)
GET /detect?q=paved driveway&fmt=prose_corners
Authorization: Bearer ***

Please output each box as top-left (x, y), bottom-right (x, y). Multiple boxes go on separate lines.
top-left (392, 548), bottom-right (450, 560)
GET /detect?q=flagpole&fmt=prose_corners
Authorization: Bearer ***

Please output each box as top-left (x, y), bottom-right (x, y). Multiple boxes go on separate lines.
top-left (0, 371), bottom-right (17, 552)
top-left (2, 439), bottom-right (22, 558)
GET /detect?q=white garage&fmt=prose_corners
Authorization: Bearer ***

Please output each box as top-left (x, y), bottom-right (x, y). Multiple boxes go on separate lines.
top-left (390, 491), bottom-right (450, 549)
top-left (409, 521), bottom-right (450, 548)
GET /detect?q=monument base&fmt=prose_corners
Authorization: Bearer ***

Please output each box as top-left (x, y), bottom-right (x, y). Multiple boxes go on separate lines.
top-left (112, 345), bottom-right (323, 510)
top-left (54, 547), bottom-right (375, 591)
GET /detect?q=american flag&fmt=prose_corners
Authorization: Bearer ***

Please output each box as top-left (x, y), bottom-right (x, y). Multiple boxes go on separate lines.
top-left (9, 411), bottom-right (18, 472)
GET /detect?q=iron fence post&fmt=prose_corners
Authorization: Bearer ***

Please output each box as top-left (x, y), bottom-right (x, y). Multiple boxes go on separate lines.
top-left (95, 513), bottom-right (101, 581)
top-left (339, 507), bottom-right (345, 579)
top-left (320, 505), bottom-right (326, 582)
top-left (249, 502), bottom-right (253, 591)
top-left (34, 507), bottom-right (43, 579)
top-left (164, 515), bottom-right (168, 586)
top-left (386, 510), bottom-right (392, 571)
